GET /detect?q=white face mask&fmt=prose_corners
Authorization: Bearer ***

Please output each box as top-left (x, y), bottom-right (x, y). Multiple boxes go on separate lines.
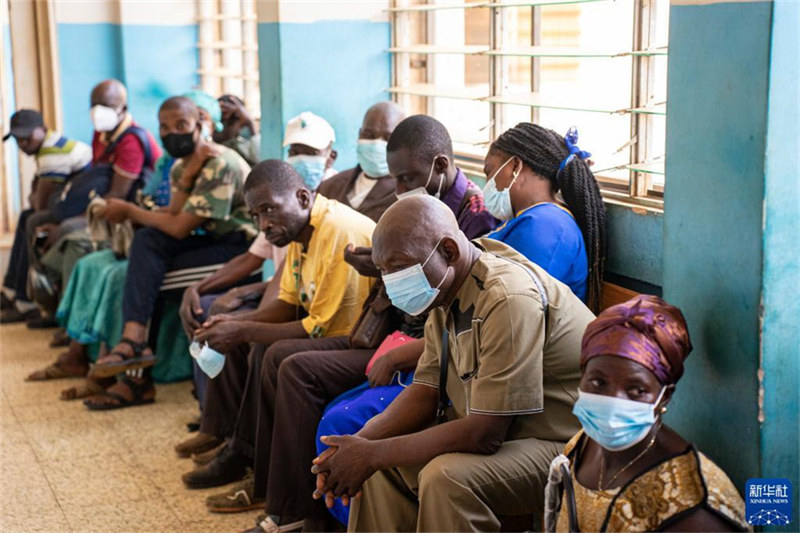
top-left (396, 158), bottom-right (444, 201)
top-left (91, 105), bottom-right (121, 132)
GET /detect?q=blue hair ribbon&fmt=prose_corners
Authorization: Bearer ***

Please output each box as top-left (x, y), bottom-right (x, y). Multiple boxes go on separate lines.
top-left (556, 126), bottom-right (592, 179)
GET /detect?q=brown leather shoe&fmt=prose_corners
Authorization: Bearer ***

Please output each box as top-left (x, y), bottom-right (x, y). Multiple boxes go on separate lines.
top-left (192, 440), bottom-right (225, 465)
top-left (175, 431), bottom-right (223, 458)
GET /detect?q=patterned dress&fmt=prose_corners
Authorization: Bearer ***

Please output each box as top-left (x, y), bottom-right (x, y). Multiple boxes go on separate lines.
top-left (556, 431), bottom-right (749, 531)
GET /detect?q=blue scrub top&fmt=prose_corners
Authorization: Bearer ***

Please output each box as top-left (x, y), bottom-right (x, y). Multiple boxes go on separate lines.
top-left (487, 202), bottom-right (588, 301)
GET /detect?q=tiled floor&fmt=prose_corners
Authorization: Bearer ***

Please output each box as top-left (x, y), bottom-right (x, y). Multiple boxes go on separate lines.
top-left (0, 323), bottom-right (261, 533)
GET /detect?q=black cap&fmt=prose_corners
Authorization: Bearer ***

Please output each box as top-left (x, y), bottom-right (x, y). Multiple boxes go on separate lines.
top-left (3, 109), bottom-right (44, 141)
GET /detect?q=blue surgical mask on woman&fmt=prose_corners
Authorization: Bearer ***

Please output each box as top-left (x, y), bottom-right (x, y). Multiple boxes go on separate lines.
top-left (483, 156), bottom-right (520, 221)
top-left (572, 387), bottom-right (666, 451)
top-left (383, 238), bottom-right (450, 316)
top-left (288, 154), bottom-right (327, 190)
top-left (190, 341), bottom-right (226, 379)
top-left (356, 139), bottom-right (389, 177)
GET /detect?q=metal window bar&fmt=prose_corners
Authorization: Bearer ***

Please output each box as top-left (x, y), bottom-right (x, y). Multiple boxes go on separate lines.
top-left (389, 0), bottom-right (667, 206)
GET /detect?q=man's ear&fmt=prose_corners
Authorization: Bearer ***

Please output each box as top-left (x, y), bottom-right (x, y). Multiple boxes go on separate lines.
top-left (327, 149), bottom-right (338, 168)
top-left (296, 188), bottom-right (312, 209)
top-left (433, 155), bottom-right (450, 176)
top-left (440, 236), bottom-right (461, 266)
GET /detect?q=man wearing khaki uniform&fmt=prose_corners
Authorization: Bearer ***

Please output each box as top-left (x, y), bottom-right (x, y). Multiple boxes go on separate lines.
top-left (312, 196), bottom-right (595, 532)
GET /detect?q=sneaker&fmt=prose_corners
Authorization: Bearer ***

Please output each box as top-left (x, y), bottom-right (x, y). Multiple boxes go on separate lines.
top-left (206, 470), bottom-right (265, 513)
top-left (242, 514), bottom-right (304, 533)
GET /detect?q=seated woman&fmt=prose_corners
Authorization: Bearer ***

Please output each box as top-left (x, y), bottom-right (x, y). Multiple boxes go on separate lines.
top-left (26, 91), bottom-right (221, 396)
top-left (315, 122), bottom-right (607, 525)
top-left (547, 294), bottom-right (748, 532)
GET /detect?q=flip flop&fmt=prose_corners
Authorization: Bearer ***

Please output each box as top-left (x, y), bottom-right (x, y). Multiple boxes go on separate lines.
top-left (87, 338), bottom-right (156, 379)
top-left (83, 376), bottom-right (155, 411)
top-left (26, 362), bottom-right (88, 381)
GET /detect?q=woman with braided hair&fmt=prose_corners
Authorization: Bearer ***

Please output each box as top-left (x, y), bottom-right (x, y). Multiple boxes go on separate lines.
top-left (483, 123), bottom-right (606, 312)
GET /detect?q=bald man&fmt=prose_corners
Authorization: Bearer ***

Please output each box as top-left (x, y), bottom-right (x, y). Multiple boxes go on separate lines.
top-left (312, 196), bottom-right (595, 532)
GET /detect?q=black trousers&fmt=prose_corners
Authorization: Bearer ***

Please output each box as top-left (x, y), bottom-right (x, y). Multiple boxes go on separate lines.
top-left (201, 334), bottom-right (376, 519)
top-left (4, 209), bottom-right (33, 299)
top-left (122, 227), bottom-right (250, 325)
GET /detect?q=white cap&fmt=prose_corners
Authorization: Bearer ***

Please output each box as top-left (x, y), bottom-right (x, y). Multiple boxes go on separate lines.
top-left (282, 111), bottom-right (336, 150)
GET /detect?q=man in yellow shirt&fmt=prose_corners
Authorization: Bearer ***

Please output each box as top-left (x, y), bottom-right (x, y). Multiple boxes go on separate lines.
top-left (185, 159), bottom-right (375, 490)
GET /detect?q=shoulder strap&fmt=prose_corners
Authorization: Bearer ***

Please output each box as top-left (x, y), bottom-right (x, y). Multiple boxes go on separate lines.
top-left (437, 325), bottom-right (450, 425)
top-left (434, 256), bottom-right (549, 426)
top-left (106, 126), bottom-right (154, 170)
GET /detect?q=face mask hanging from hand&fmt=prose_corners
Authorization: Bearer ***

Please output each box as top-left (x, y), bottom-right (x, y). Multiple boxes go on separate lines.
top-left (382, 238), bottom-right (450, 316)
top-left (483, 157), bottom-right (520, 221)
top-left (356, 139), bottom-right (389, 178)
top-left (190, 341), bottom-right (226, 379)
top-left (288, 154), bottom-right (328, 190)
top-left (90, 105), bottom-right (121, 132)
top-left (396, 158), bottom-right (444, 201)
top-left (572, 387), bottom-right (666, 451)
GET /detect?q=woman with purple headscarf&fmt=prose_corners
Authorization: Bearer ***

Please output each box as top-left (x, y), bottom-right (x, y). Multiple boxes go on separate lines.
top-left (545, 295), bottom-right (748, 532)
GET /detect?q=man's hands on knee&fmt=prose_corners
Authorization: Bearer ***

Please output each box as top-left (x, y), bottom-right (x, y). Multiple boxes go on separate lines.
top-left (207, 288), bottom-right (245, 317)
top-left (312, 435), bottom-right (376, 504)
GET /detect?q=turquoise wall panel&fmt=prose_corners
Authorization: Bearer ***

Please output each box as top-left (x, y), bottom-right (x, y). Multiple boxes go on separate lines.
top-left (761, 0), bottom-right (800, 514)
top-left (257, 22), bottom-right (284, 161)
top-left (57, 23), bottom-right (198, 147)
top-left (258, 20), bottom-right (391, 167)
top-left (57, 23), bottom-right (124, 145)
top-left (605, 204), bottom-right (663, 287)
top-left (663, 1), bottom-right (773, 492)
top-left (119, 24), bottom-right (199, 143)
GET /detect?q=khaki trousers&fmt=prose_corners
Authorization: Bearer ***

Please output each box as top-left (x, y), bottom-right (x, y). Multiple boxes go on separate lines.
top-left (348, 437), bottom-right (562, 532)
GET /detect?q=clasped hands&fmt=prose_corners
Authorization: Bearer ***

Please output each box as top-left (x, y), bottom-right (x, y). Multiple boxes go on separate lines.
top-left (193, 313), bottom-right (243, 353)
top-left (311, 434), bottom-right (377, 509)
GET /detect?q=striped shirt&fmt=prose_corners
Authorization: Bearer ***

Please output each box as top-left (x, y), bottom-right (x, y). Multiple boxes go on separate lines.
top-left (35, 130), bottom-right (92, 183)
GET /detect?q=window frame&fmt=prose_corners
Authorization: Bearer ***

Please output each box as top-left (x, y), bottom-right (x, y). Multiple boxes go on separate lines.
top-left (196, 0), bottom-right (261, 120)
top-left (388, 0), bottom-right (667, 210)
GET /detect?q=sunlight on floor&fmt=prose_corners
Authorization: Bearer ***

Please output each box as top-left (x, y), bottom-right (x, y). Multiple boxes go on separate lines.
top-left (0, 323), bottom-right (260, 533)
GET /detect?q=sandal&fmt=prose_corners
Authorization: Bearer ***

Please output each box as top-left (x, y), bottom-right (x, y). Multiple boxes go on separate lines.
top-left (83, 375), bottom-right (156, 411)
top-left (26, 362), bottom-right (88, 381)
top-left (60, 377), bottom-right (114, 401)
top-left (49, 329), bottom-right (71, 348)
top-left (87, 338), bottom-right (156, 379)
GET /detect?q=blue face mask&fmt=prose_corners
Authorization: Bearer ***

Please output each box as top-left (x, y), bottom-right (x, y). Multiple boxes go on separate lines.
top-left (572, 388), bottom-right (666, 451)
top-left (288, 154), bottom-right (327, 190)
top-left (483, 157), bottom-right (520, 221)
top-left (356, 139), bottom-right (389, 178)
top-left (190, 341), bottom-right (226, 379)
top-left (383, 239), bottom-right (450, 316)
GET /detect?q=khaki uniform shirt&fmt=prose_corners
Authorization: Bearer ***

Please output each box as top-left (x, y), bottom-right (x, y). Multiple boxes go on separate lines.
top-left (413, 238), bottom-right (595, 442)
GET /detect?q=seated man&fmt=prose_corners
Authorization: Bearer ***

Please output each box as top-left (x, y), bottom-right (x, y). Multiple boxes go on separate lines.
top-left (28, 78), bottom-right (161, 326)
top-left (198, 114), bottom-right (497, 530)
top-left (177, 102), bottom-right (403, 416)
top-left (312, 195), bottom-right (595, 533)
top-left (213, 94), bottom-right (260, 167)
top-left (80, 96), bottom-right (255, 409)
top-left (182, 159), bottom-right (376, 486)
top-left (1, 109), bottom-right (92, 324)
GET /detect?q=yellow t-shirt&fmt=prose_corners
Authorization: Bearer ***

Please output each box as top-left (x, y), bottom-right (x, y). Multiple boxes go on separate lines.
top-left (278, 194), bottom-right (376, 338)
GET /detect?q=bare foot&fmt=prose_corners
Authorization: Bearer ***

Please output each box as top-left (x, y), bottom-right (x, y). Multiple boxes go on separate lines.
top-left (83, 377), bottom-right (156, 410)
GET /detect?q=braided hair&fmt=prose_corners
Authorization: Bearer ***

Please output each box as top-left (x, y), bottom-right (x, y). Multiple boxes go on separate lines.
top-left (492, 123), bottom-right (607, 313)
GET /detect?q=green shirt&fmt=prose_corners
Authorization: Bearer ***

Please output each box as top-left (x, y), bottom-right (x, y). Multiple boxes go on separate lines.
top-left (170, 144), bottom-right (256, 238)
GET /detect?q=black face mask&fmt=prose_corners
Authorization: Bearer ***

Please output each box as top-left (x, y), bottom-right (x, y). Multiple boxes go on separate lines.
top-left (161, 131), bottom-right (196, 159)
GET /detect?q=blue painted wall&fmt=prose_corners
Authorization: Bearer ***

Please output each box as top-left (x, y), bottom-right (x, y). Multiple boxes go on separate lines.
top-left (56, 23), bottom-right (198, 146)
top-left (663, 0), bottom-right (773, 494)
top-left (761, 0), bottom-right (800, 515)
top-left (258, 20), bottom-right (391, 168)
top-left (605, 204), bottom-right (663, 288)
